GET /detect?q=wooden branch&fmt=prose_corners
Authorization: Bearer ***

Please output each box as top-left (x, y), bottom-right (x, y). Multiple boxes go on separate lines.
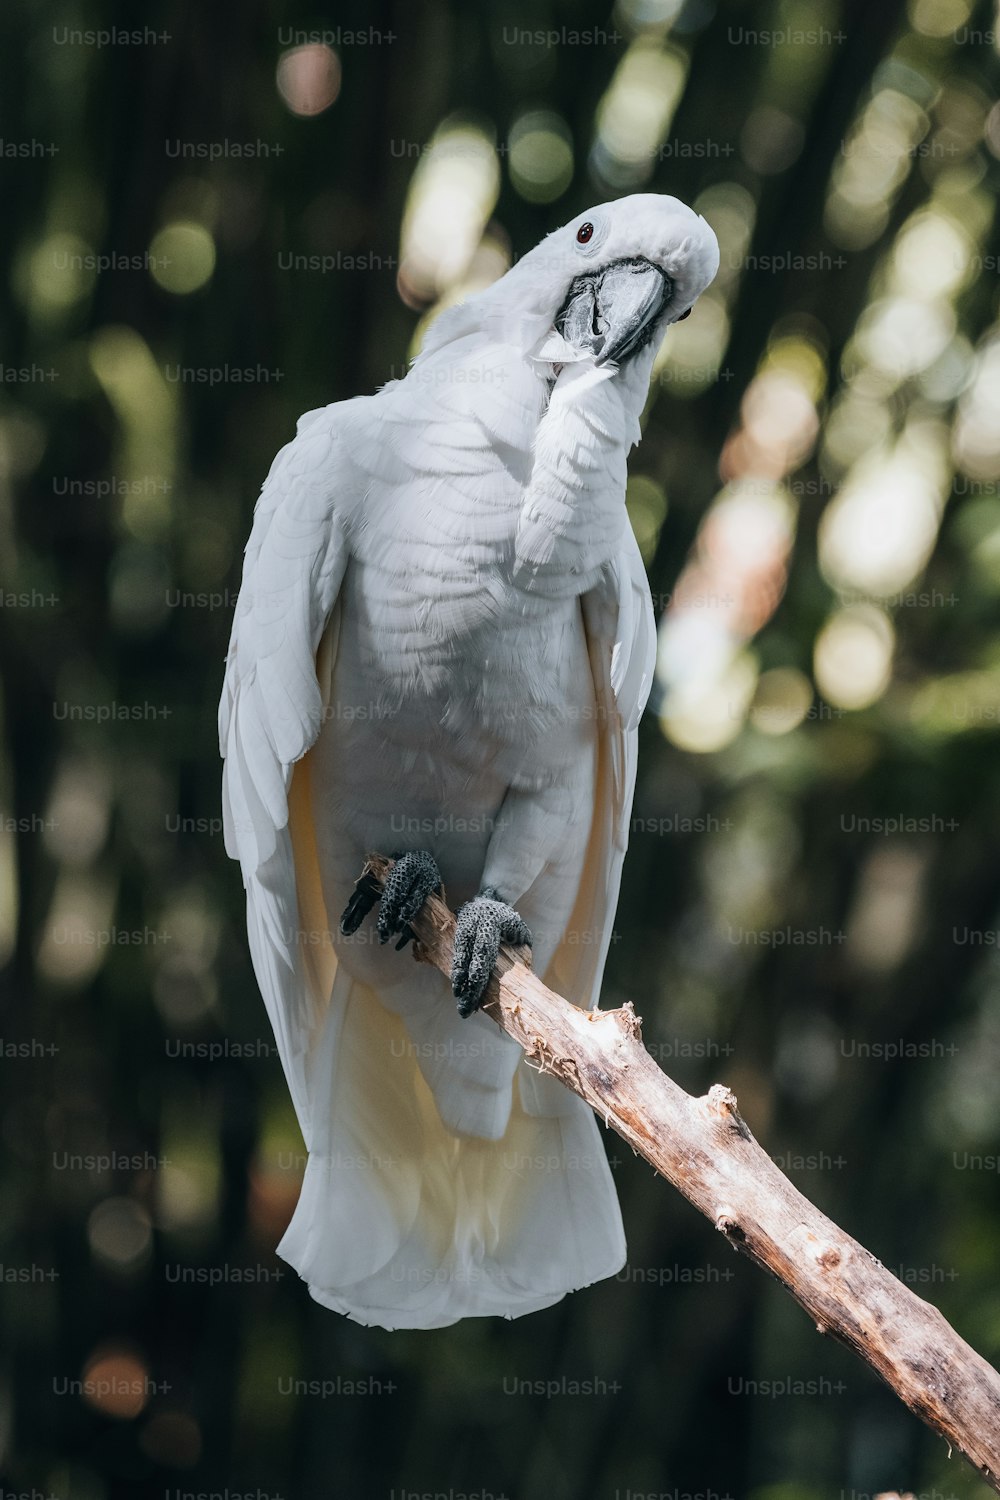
top-left (357, 853), bottom-right (1000, 1492)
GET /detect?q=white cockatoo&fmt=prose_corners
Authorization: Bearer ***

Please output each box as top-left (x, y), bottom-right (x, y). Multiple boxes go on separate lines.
top-left (220, 193), bottom-right (719, 1329)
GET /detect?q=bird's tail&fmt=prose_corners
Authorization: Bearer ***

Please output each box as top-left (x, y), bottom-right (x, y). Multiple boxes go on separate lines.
top-left (277, 966), bottom-right (625, 1330)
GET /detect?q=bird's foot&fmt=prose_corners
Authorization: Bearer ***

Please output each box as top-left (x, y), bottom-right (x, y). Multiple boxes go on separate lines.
top-left (452, 887), bottom-right (532, 1018)
top-left (373, 850), bottom-right (443, 950)
top-left (339, 871), bottom-right (382, 936)
top-left (340, 852), bottom-right (443, 947)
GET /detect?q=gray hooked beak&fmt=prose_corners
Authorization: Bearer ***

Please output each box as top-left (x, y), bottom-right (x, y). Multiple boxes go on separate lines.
top-left (555, 257), bottom-right (671, 367)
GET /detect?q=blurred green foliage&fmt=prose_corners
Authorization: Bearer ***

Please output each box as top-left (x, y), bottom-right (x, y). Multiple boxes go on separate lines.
top-left (2, 0), bottom-right (1000, 1496)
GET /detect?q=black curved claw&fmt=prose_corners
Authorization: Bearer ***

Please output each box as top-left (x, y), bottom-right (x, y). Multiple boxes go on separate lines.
top-left (376, 850), bottom-right (443, 948)
top-left (451, 886), bottom-right (532, 1018)
top-left (339, 871), bottom-right (382, 936)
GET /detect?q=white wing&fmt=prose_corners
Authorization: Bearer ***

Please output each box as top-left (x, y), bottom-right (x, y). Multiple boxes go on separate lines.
top-left (219, 403), bottom-right (349, 1136)
top-left (542, 521), bottom-right (657, 1012)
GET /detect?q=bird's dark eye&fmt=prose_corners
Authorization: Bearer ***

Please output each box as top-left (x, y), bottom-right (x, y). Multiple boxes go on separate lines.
top-left (576, 222), bottom-right (594, 244)
top-left (676, 306), bottom-right (692, 321)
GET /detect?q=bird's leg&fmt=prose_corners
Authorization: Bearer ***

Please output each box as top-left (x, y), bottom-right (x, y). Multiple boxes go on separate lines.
top-left (451, 887), bottom-right (532, 1018)
top-left (341, 849), bottom-right (444, 951)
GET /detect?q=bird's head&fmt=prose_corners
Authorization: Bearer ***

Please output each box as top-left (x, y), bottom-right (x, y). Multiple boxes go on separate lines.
top-left (474, 193), bottom-right (719, 372)
top-left (415, 193), bottom-right (719, 388)
top-left (540, 195), bottom-right (719, 367)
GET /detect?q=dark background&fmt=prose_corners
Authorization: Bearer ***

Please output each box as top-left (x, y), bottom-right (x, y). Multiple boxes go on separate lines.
top-left (3, 0), bottom-right (1000, 1495)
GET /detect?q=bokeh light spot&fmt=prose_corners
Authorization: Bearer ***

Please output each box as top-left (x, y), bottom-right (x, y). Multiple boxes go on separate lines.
top-left (26, 232), bottom-right (94, 311)
top-left (140, 1410), bottom-right (203, 1467)
top-left (80, 1347), bottom-right (152, 1420)
top-left (88, 1197), bottom-right (153, 1274)
top-left (149, 222), bottom-right (216, 295)
top-left (508, 110), bottom-right (574, 204)
top-left (813, 605), bottom-right (894, 710)
top-left (276, 44), bottom-right (341, 116)
top-left (750, 668), bottom-right (814, 736)
top-left (397, 120), bottom-right (500, 309)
